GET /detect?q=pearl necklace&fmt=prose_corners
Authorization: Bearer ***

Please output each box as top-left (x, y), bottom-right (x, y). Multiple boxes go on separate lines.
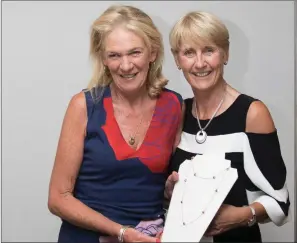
top-left (180, 160), bottom-right (231, 226)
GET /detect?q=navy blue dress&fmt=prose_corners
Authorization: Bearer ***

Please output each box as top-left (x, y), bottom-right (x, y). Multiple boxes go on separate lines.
top-left (58, 86), bottom-right (183, 243)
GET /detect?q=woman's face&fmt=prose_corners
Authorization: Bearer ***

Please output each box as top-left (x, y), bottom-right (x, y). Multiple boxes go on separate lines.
top-left (174, 42), bottom-right (227, 92)
top-left (103, 27), bottom-right (156, 94)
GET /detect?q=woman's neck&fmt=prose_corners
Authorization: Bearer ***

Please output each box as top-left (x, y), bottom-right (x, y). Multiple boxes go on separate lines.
top-left (193, 81), bottom-right (227, 120)
top-left (110, 83), bottom-right (150, 113)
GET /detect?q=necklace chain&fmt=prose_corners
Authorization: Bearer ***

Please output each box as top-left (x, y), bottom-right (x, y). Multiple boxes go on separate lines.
top-left (111, 89), bottom-right (145, 147)
top-left (180, 161), bottom-right (230, 226)
top-left (194, 88), bottom-right (226, 144)
top-left (194, 97), bottom-right (224, 132)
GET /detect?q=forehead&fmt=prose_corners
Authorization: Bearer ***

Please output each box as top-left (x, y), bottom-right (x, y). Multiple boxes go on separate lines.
top-left (179, 40), bottom-right (216, 50)
top-left (104, 27), bottom-right (146, 52)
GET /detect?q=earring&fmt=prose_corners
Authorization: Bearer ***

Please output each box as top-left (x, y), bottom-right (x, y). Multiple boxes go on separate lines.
top-left (224, 61), bottom-right (228, 65)
top-left (103, 65), bottom-right (106, 72)
top-left (177, 66), bottom-right (181, 70)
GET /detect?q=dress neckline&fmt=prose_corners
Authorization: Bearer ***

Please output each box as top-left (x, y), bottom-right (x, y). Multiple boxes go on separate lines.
top-left (188, 94), bottom-right (243, 122)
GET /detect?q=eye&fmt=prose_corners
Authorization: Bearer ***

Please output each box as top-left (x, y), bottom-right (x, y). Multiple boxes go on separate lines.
top-left (130, 51), bottom-right (142, 57)
top-left (184, 49), bottom-right (195, 57)
top-left (204, 47), bottom-right (214, 55)
top-left (107, 53), bottom-right (120, 59)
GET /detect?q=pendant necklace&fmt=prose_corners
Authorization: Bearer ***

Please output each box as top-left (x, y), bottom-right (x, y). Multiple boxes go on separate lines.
top-left (194, 92), bottom-right (225, 144)
top-left (180, 159), bottom-right (231, 226)
top-left (111, 88), bottom-right (145, 147)
top-left (128, 117), bottom-right (144, 146)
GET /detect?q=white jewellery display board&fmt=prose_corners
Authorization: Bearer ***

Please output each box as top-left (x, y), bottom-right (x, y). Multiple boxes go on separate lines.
top-left (162, 155), bottom-right (238, 242)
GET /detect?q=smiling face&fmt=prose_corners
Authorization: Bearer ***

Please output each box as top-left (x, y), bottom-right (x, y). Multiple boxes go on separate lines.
top-left (173, 42), bottom-right (227, 91)
top-left (103, 26), bottom-right (156, 94)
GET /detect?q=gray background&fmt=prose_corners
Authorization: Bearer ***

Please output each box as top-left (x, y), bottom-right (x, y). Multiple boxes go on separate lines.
top-left (2, 1), bottom-right (295, 242)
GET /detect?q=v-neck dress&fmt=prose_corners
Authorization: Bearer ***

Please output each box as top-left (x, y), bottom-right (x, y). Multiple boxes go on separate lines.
top-left (57, 86), bottom-right (183, 243)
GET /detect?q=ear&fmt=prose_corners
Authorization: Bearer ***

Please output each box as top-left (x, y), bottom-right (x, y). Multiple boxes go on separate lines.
top-left (150, 50), bottom-right (157, 63)
top-left (101, 52), bottom-right (108, 66)
top-left (171, 48), bottom-right (181, 69)
top-left (222, 49), bottom-right (229, 64)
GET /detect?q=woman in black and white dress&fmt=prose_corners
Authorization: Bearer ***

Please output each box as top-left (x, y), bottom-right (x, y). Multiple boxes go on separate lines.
top-left (165, 11), bottom-right (290, 242)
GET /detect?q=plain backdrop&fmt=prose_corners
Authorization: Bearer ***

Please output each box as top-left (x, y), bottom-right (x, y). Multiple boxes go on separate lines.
top-left (2, 1), bottom-right (295, 242)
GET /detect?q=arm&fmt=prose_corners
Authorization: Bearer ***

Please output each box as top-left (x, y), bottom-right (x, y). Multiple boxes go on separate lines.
top-left (243, 101), bottom-right (273, 223)
top-left (226, 100), bottom-right (289, 226)
top-left (206, 101), bottom-right (289, 236)
top-left (48, 92), bottom-right (122, 236)
top-left (243, 101), bottom-right (289, 226)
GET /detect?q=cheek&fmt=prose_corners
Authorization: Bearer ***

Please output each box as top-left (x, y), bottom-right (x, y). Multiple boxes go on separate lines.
top-left (206, 54), bottom-right (223, 68)
top-left (135, 58), bottom-right (150, 72)
top-left (178, 56), bottom-right (194, 69)
top-left (104, 60), bottom-right (119, 73)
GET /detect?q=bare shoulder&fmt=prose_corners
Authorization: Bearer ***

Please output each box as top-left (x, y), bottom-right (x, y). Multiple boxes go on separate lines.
top-left (61, 91), bottom-right (88, 136)
top-left (64, 91), bottom-right (88, 121)
top-left (246, 100), bottom-right (276, 133)
top-left (68, 91), bottom-right (87, 113)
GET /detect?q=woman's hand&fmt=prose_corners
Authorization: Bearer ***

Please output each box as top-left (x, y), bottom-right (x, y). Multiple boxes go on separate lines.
top-left (164, 171), bottom-right (179, 200)
top-left (205, 204), bottom-right (252, 236)
top-left (123, 228), bottom-right (158, 242)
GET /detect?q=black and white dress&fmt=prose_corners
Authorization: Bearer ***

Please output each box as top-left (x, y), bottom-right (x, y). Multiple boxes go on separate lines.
top-left (169, 94), bottom-right (290, 242)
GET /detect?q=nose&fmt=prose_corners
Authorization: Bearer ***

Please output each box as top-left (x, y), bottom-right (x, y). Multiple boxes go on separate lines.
top-left (120, 56), bottom-right (133, 72)
top-left (194, 54), bottom-right (206, 69)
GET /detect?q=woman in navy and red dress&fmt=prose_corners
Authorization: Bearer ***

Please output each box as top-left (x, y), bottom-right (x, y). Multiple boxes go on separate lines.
top-left (48, 5), bottom-right (183, 243)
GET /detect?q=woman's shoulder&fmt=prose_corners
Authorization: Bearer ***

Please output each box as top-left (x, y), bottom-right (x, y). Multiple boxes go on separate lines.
top-left (161, 88), bottom-right (183, 108)
top-left (69, 91), bottom-right (87, 111)
top-left (227, 91), bottom-right (275, 133)
top-left (246, 98), bottom-right (276, 133)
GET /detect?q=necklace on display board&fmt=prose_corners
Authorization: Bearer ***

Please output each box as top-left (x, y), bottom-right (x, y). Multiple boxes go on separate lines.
top-left (180, 159), bottom-right (231, 226)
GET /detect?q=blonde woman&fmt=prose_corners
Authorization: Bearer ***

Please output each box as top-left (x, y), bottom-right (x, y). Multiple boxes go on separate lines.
top-left (166, 11), bottom-right (290, 242)
top-left (48, 5), bottom-right (183, 243)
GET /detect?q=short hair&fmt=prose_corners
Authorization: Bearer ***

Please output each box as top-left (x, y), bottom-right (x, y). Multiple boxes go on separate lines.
top-left (88, 5), bottom-right (168, 98)
top-left (169, 11), bottom-right (229, 55)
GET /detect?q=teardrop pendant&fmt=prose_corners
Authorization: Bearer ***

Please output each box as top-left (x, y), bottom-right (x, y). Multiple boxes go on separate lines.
top-left (129, 137), bottom-right (135, 145)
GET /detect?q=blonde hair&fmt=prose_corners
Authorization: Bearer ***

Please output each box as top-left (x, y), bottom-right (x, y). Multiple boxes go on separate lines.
top-left (87, 5), bottom-right (168, 98)
top-left (169, 11), bottom-right (229, 56)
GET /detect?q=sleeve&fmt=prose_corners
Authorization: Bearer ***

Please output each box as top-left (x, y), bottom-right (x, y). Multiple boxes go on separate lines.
top-left (243, 131), bottom-right (290, 226)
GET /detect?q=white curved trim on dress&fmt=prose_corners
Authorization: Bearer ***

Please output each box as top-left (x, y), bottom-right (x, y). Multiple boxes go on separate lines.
top-left (178, 131), bottom-right (289, 226)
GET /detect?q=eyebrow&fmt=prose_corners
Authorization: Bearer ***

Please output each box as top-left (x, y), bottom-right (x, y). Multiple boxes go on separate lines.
top-left (183, 47), bottom-right (195, 52)
top-left (182, 45), bottom-right (216, 52)
top-left (106, 47), bottom-right (144, 54)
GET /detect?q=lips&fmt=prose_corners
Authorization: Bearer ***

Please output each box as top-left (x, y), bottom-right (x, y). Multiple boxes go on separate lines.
top-left (192, 71), bottom-right (212, 77)
top-left (120, 73), bottom-right (138, 79)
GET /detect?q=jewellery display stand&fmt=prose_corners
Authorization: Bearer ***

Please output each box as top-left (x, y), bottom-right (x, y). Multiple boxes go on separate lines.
top-left (162, 154), bottom-right (238, 242)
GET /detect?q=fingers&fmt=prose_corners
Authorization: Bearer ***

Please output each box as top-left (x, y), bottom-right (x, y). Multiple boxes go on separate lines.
top-left (171, 171), bottom-right (179, 182)
top-left (140, 235), bottom-right (158, 242)
top-left (205, 227), bottom-right (222, 237)
top-left (167, 171), bottom-right (179, 184)
top-left (156, 231), bottom-right (163, 238)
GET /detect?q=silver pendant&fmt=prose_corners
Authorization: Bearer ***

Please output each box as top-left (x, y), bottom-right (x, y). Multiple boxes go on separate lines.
top-left (195, 130), bottom-right (207, 144)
